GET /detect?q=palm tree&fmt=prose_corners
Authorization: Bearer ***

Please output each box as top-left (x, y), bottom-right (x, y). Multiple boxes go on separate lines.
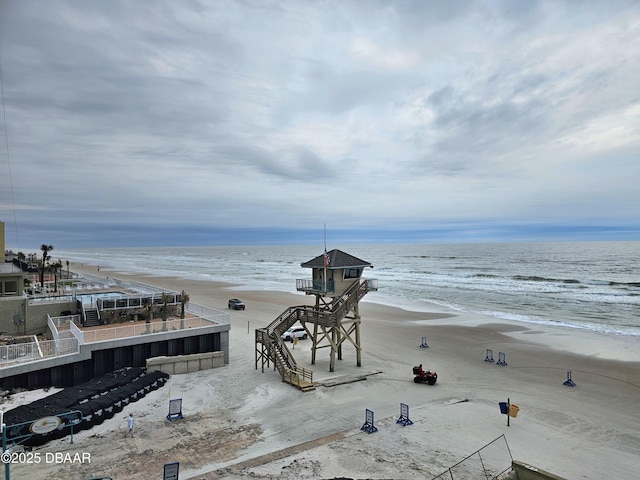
top-left (161, 293), bottom-right (169, 331)
top-left (39, 244), bottom-right (53, 287)
top-left (180, 290), bottom-right (189, 329)
top-left (143, 301), bottom-right (154, 334)
top-left (50, 260), bottom-right (63, 293)
top-left (180, 290), bottom-right (189, 319)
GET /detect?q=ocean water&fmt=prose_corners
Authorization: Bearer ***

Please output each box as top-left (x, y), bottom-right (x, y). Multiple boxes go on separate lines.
top-left (53, 241), bottom-right (640, 337)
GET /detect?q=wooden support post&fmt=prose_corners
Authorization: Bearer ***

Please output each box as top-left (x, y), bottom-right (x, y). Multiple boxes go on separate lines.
top-left (311, 321), bottom-right (318, 365)
top-left (330, 327), bottom-right (337, 372)
top-left (355, 320), bottom-right (361, 367)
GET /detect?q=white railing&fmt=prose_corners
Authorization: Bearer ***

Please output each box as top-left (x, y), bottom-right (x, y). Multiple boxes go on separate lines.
top-left (69, 320), bottom-right (85, 344)
top-left (74, 302), bottom-right (228, 343)
top-left (28, 294), bottom-right (76, 305)
top-left (34, 335), bottom-right (43, 357)
top-left (0, 300), bottom-right (227, 368)
top-left (48, 315), bottom-right (60, 345)
top-left (186, 303), bottom-right (230, 324)
top-left (0, 337), bottom-right (79, 368)
top-left (76, 315), bottom-right (218, 343)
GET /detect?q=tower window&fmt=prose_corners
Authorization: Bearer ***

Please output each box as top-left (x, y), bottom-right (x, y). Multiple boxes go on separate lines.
top-left (343, 268), bottom-right (361, 279)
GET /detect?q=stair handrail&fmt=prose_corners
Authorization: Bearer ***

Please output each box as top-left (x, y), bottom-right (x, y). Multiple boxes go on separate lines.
top-left (266, 306), bottom-right (303, 335)
top-left (265, 280), bottom-right (370, 341)
top-left (273, 336), bottom-right (296, 370)
top-left (325, 279), bottom-right (369, 322)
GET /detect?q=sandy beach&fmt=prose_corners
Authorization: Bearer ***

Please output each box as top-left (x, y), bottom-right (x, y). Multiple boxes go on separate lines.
top-left (5, 262), bottom-right (640, 480)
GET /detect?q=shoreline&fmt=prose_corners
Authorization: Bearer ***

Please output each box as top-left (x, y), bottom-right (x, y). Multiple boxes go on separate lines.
top-left (72, 261), bottom-right (640, 364)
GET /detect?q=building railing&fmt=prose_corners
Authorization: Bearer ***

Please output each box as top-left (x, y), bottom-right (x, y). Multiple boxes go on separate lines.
top-left (97, 292), bottom-right (182, 310)
top-left (75, 302), bottom-right (229, 343)
top-left (47, 315), bottom-right (60, 345)
top-left (186, 303), bottom-right (230, 324)
top-left (0, 336), bottom-right (79, 368)
top-left (69, 320), bottom-right (85, 344)
top-left (27, 294), bottom-right (76, 305)
top-left (0, 301), bottom-right (228, 368)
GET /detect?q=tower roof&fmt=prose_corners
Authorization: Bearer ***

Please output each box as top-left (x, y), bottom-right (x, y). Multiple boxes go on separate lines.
top-left (300, 249), bottom-right (373, 270)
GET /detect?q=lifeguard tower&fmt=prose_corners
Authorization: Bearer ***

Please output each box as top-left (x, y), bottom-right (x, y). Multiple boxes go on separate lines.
top-left (255, 249), bottom-right (378, 391)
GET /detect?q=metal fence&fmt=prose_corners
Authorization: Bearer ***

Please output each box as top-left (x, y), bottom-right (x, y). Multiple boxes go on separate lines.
top-left (0, 336), bottom-right (79, 368)
top-left (431, 435), bottom-right (513, 480)
top-left (186, 303), bottom-right (230, 324)
top-left (78, 316), bottom-right (216, 343)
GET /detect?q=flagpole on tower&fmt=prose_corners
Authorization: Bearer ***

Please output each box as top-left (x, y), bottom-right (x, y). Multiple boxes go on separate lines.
top-left (323, 224), bottom-right (327, 292)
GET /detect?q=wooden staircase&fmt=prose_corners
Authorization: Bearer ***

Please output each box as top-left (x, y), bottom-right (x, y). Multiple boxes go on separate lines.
top-left (255, 279), bottom-right (374, 391)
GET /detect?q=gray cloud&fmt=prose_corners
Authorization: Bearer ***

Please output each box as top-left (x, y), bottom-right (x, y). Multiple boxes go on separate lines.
top-left (1, 0), bottom-right (639, 248)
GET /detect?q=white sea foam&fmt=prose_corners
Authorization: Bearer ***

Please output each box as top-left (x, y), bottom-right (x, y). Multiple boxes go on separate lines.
top-left (55, 241), bottom-right (640, 337)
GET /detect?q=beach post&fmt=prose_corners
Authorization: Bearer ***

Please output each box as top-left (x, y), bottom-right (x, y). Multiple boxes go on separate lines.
top-left (484, 349), bottom-right (495, 362)
top-left (396, 403), bottom-right (413, 427)
top-left (563, 370), bottom-right (576, 387)
top-left (499, 398), bottom-right (520, 426)
top-left (361, 408), bottom-right (378, 434)
top-left (420, 336), bottom-right (429, 348)
top-left (496, 352), bottom-right (508, 366)
top-left (498, 399), bottom-right (510, 426)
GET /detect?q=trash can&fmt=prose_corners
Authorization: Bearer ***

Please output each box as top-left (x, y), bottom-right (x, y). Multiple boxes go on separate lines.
top-left (499, 402), bottom-right (509, 415)
top-left (509, 404), bottom-right (519, 418)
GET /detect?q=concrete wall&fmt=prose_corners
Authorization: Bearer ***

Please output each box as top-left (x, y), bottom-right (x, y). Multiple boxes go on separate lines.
top-left (1, 330), bottom-right (226, 390)
top-left (511, 461), bottom-right (568, 480)
top-left (0, 297), bottom-right (76, 335)
top-left (146, 351), bottom-right (225, 375)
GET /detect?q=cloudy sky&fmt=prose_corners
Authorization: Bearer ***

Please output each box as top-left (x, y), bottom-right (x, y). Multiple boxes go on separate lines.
top-left (1, 0), bottom-right (639, 249)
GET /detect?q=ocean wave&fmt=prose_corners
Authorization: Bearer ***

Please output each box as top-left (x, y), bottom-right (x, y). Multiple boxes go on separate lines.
top-left (512, 275), bottom-right (581, 284)
top-left (55, 241), bottom-right (640, 339)
top-left (472, 309), bottom-right (640, 336)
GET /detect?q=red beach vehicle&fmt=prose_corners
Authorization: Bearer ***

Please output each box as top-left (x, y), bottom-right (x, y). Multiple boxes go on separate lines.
top-left (413, 364), bottom-right (437, 385)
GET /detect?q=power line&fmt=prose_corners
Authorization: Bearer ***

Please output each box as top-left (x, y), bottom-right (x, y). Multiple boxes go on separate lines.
top-left (0, 51), bottom-right (20, 249)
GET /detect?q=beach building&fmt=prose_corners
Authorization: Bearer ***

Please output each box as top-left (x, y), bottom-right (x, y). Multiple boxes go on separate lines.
top-left (0, 225), bottom-right (230, 391)
top-left (0, 284), bottom-right (230, 390)
top-left (0, 221), bottom-right (26, 298)
top-left (255, 249), bottom-right (377, 390)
